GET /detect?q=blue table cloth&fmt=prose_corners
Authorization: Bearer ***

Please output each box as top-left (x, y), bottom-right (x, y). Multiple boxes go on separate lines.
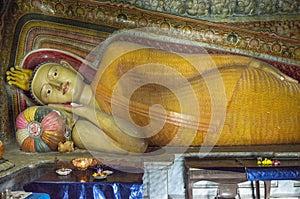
top-left (25, 193), bottom-right (51, 199)
top-left (246, 166), bottom-right (300, 181)
top-left (24, 181), bottom-right (142, 199)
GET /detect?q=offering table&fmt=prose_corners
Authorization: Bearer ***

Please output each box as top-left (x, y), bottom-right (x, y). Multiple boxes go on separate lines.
top-left (23, 166), bottom-right (143, 199)
top-left (185, 158), bottom-right (300, 199)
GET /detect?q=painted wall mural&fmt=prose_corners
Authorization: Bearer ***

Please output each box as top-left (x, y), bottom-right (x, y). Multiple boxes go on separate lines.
top-left (0, 0), bottom-right (299, 152)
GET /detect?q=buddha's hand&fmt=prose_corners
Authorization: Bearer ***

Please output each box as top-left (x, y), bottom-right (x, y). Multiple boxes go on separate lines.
top-left (48, 103), bottom-right (106, 126)
top-left (48, 103), bottom-right (148, 153)
top-left (48, 103), bottom-right (87, 118)
top-left (6, 66), bottom-right (33, 91)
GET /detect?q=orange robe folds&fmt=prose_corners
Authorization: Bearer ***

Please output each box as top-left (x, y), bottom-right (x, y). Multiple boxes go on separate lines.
top-left (91, 41), bottom-right (300, 147)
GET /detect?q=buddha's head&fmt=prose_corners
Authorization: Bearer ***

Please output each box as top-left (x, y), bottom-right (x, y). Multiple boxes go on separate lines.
top-left (7, 61), bottom-right (85, 105)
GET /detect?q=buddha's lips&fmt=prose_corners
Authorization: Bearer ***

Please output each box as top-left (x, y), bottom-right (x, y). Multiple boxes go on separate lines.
top-left (63, 82), bottom-right (69, 95)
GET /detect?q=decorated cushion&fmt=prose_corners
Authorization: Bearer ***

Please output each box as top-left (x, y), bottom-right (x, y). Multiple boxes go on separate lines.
top-left (15, 106), bottom-right (68, 152)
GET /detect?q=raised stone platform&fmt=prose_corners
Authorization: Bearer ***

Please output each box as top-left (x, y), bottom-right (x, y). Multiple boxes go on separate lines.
top-left (1, 143), bottom-right (300, 198)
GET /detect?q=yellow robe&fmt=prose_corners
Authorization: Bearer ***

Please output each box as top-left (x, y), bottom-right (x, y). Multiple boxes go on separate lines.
top-left (90, 41), bottom-right (300, 147)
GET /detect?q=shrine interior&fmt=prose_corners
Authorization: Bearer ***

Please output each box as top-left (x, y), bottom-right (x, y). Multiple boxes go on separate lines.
top-left (0, 0), bottom-right (300, 198)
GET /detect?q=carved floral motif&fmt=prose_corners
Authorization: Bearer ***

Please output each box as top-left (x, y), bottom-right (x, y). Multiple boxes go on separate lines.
top-left (108, 0), bottom-right (299, 19)
top-left (1, 0), bottom-right (299, 64)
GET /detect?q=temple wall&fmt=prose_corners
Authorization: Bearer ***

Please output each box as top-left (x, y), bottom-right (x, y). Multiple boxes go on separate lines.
top-left (0, 0), bottom-right (299, 198)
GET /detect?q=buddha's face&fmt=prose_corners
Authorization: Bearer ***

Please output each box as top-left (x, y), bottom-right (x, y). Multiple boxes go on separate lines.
top-left (31, 61), bottom-right (85, 104)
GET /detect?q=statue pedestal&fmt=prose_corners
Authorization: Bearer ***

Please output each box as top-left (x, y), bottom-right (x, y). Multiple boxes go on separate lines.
top-left (143, 152), bottom-right (174, 199)
top-left (144, 162), bottom-right (171, 199)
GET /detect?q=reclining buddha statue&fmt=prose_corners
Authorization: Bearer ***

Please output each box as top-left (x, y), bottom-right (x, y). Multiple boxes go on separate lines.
top-left (6, 31), bottom-right (300, 153)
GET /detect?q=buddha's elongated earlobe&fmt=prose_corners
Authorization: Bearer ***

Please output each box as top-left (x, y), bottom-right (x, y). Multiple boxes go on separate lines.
top-left (6, 66), bottom-right (33, 91)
